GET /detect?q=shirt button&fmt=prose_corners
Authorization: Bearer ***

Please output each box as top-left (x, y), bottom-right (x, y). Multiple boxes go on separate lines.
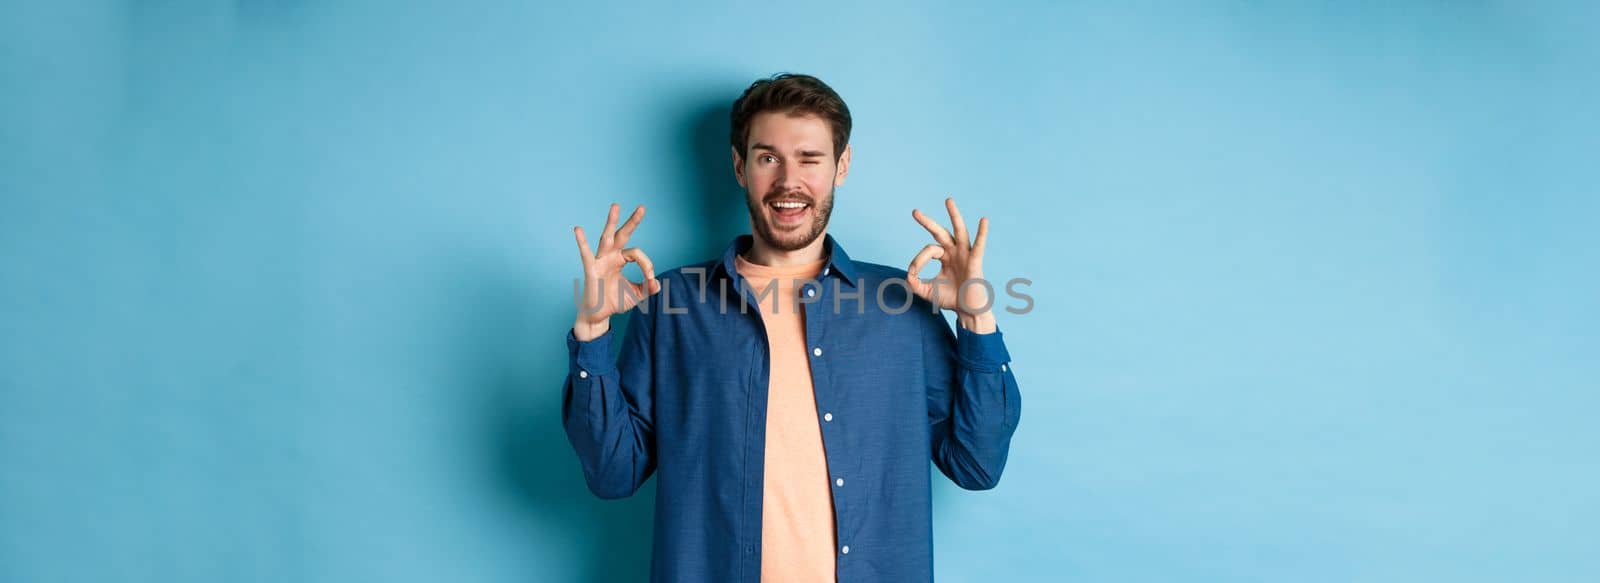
top-left (578, 370), bottom-right (588, 379)
top-left (1001, 364), bottom-right (1007, 372)
top-left (823, 412), bottom-right (833, 422)
top-left (805, 287), bottom-right (816, 297)
top-left (841, 545), bottom-right (850, 555)
top-left (813, 347), bottom-right (823, 357)
top-left (835, 477), bottom-right (844, 487)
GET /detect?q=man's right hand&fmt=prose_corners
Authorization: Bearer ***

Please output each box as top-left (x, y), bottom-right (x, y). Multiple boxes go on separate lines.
top-left (572, 203), bottom-right (659, 342)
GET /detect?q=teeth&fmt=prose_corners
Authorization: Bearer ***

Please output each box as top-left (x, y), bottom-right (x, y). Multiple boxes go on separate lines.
top-left (773, 202), bottom-right (807, 209)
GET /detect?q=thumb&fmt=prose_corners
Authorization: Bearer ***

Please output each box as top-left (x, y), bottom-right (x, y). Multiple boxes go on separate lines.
top-left (904, 270), bottom-right (930, 302)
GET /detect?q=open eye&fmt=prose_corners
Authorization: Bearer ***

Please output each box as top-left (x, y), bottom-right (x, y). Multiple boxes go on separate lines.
top-left (759, 154), bottom-right (778, 164)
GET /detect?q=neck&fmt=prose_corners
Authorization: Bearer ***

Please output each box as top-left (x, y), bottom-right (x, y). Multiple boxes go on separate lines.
top-left (743, 229), bottom-right (828, 267)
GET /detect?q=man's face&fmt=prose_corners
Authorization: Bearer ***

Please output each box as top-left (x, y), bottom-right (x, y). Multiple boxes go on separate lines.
top-left (734, 111), bottom-right (851, 252)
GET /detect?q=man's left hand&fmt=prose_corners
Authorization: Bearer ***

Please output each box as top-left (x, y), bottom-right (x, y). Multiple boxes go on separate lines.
top-left (908, 197), bottom-right (997, 334)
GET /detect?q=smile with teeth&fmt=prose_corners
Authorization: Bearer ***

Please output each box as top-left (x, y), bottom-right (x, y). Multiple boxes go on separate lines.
top-left (769, 200), bottom-right (811, 223)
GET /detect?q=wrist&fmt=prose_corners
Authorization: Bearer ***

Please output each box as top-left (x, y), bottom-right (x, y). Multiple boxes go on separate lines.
top-left (956, 310), bottom-right (996, 334)
top-left (573, 318), bottom-right (610, 342)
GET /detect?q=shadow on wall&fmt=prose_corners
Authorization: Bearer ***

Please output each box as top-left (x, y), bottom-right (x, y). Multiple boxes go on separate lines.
top-left (469, 94), bottom-right (747, 582)
top-left (679, 94), bottom-right (752, 262)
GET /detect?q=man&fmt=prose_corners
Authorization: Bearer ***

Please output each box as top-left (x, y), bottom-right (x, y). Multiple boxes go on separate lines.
top-left (562, 73), bottom-right (1021, 582)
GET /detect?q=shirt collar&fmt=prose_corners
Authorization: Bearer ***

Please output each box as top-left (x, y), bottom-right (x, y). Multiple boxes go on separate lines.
top-left (716, 233), bottom-right (860, 288)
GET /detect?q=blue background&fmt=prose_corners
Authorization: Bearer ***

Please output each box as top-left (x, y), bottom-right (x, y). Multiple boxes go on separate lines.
top-left (3, 1), bottom-right (1597, 581)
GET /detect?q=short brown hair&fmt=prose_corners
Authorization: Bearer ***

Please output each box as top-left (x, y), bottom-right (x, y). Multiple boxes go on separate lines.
top-left (730, 73), bottom-right (852, 161)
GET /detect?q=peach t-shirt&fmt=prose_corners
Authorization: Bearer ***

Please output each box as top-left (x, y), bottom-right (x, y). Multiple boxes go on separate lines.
top-left (734, 253), bottom-right (837, 583)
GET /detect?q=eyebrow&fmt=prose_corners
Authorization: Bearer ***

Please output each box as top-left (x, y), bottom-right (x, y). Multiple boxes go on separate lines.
top-left (750, 143), bottom-right (827, 157)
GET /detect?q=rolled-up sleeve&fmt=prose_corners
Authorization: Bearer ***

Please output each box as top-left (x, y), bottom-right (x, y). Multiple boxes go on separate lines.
top-left (923, 311), bottom-right (1022, 491)
top-left (561, 303), bottom-right (658, 499)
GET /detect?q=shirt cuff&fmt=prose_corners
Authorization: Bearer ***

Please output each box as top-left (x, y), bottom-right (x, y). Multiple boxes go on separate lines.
top-left (567, 326), bottom-right (619, 377)
top-left (955, 324), bottom-right (1011, 371)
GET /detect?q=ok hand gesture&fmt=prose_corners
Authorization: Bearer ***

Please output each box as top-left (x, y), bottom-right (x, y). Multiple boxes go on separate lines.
top-left (572, 203), bottom-right (659, 341)
top-left (908, 197), bottom-right (996, 334)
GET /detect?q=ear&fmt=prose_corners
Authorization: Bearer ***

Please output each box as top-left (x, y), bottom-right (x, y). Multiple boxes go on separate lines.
top-left (732, 146), bottom-right (747, 188)
top-left (833, 144), bottom-right (852, 187)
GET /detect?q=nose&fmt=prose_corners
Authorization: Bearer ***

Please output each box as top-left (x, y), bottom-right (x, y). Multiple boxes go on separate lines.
top-left (772, 160), bottom-right (803, 192)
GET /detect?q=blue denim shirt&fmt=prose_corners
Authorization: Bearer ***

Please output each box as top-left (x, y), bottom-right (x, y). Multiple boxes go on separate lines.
top-left (562, 234), bottom-right (1022, 582)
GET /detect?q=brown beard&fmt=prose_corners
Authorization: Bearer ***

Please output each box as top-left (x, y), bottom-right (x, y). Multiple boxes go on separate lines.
top-left (746, 185), bottom-right (835, 252)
